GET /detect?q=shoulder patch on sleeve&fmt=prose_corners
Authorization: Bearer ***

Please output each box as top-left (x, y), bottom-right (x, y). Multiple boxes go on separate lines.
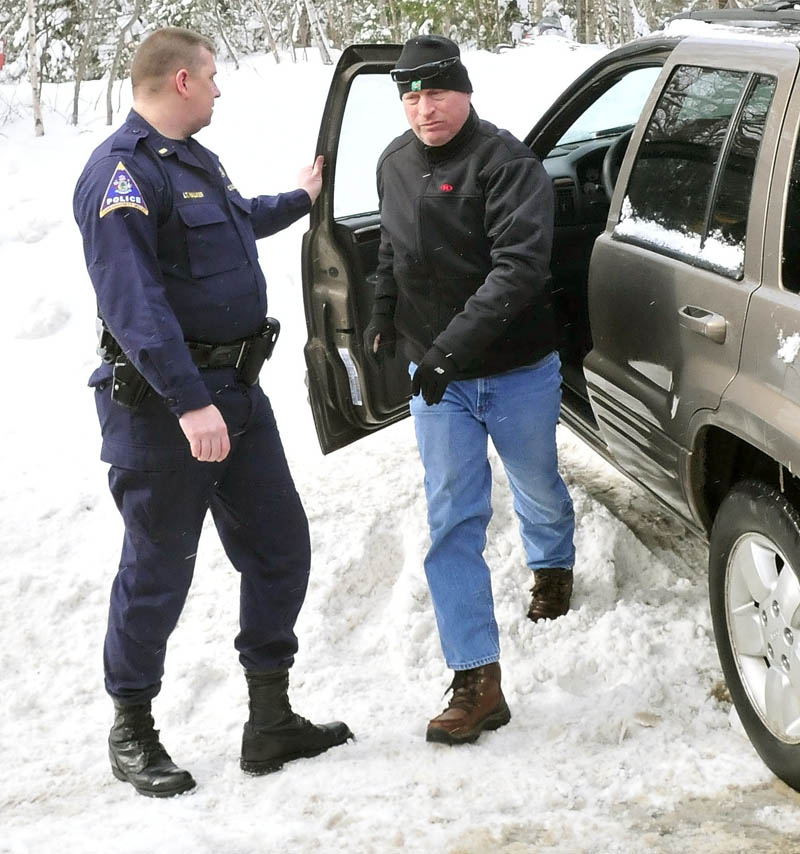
top-left (99, 161), bottom-right (149, 218)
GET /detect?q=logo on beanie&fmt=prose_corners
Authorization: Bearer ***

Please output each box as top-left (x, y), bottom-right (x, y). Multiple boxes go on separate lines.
top-left (440, 183), bottom-right (454, 192)
top-left (411, 80), bottom-right (422, 91)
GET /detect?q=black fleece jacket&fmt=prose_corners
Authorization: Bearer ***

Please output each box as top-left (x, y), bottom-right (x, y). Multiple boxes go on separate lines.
top-left (374, 107), bottom-right (557, 378)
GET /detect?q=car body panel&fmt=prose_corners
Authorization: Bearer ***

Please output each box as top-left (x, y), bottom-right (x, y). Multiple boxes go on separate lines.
top-left (583, 38), bottom-right (800, 519)
top-left (714, 64), bottom-right (800, 479)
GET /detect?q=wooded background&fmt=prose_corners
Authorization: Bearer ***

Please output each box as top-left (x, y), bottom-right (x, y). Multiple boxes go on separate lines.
top-left (0, 0), bottom-right (746, 133)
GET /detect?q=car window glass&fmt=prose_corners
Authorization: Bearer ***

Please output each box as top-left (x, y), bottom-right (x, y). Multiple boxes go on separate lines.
top-left (616, 65), bottom-right (775, 279)
top-left (334, 73), bottom-right (408, 219)
top-left (782, 123), bottom-right (800, 293)
top-left (555, 66), bottom-right (663, 147)
top-left (709, 75), bottom-right (775, 257)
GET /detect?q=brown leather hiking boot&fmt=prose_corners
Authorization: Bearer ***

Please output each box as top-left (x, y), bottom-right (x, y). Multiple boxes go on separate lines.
top-left (528, 568), bottom-right (573, 622)
top-left (426, 662), bottom-right (511, 745)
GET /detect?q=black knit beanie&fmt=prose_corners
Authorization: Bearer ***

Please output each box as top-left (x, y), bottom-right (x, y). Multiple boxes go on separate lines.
top-left (393, 35), bottom-right (473, 99)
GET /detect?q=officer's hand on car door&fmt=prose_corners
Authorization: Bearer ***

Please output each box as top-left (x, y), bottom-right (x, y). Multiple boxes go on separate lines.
top-left (179, 404), bottom-right (231, 462)
top-left (297, 155), bottom-right (324, 204)
top-left (412, 346), bottom-right (457, 406)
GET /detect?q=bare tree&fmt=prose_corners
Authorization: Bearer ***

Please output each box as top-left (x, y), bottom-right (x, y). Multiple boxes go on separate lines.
top-left (598, 0), bottom-right (613, 46)
top-left (583, 0), bottom-right (592, 44)
top-left (106, 0), bottom-right (143, 125)
top-left (285, 1), bottom-right (297, 62)
top-left (26, 0), bottom-right (43, 136)
top-left (72, 0), bottom-right (101, 125)
top-left (386, 0), bottom-right (401, 41)
top-left (303, 0), bottom-right (332, 64)
top-left (253, 0), bottom-right (282, 63)
top-left (213, 3), bottom-right (240, 68)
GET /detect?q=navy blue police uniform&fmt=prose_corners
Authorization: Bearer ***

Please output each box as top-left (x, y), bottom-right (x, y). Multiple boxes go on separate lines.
top-left (74, 109), bottom-right (312, 704)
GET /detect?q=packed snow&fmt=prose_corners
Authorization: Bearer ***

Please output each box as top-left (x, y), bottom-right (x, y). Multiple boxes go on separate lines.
top-left (778, 331), bottom-right (800, 365)
top-left (3, 37), bottom-right (800, 854)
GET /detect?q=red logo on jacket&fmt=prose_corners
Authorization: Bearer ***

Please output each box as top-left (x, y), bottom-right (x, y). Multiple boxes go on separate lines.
top-left (440, 183), bottom-right (454, 192)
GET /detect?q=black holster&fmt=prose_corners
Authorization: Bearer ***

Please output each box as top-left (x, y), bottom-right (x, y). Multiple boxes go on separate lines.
top-left (237, 317), bottom-right (281, 386)
top-left (111, 355), bottom-right (150, 409)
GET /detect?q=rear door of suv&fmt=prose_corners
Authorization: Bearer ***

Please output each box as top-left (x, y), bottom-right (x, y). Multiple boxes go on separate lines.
top-left (583, 38), bottom-right (799, 520)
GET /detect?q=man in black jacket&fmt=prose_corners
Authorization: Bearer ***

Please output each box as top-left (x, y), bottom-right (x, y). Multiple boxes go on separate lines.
top-left (364, 35), bottom-right (575, 745)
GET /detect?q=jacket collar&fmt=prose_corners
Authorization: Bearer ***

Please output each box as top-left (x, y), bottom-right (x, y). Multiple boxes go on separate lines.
top-left (415, 106), bottom-right (479, 164)
top-left (125, 109), bottom-right (208, 172)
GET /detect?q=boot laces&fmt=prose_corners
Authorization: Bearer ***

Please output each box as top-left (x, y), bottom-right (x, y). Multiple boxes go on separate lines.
top-left (125, 715), bottom-right (170, 762)
top-left (444, 670), bottom-right (481, 714)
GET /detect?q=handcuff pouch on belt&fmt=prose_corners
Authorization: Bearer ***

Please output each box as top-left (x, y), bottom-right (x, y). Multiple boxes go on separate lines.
top-left (97, 316), bottom-right (281, 410)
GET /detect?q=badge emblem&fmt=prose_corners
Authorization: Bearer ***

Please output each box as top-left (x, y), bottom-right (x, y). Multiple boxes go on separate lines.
top-left (440, 183), bottom-right (454, 192)
top-left (99, 162), bottom-right (149, 218)
top-left (411, 80), bottom-right (422, 92)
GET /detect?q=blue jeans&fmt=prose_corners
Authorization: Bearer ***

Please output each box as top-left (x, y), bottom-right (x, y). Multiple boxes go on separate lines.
top-left (410, 352), bottom-right (575, 670)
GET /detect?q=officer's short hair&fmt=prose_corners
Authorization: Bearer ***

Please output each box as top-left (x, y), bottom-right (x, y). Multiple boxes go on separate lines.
top-left (132, 28), bottom-right (216, 94)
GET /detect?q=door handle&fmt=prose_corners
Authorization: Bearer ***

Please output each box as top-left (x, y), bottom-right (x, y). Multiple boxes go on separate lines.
top-left (678, 305), bottom-right (727, 344)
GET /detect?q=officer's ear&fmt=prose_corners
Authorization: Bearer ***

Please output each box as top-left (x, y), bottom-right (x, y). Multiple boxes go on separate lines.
top-left (175, 68), bottom-right (191, 99)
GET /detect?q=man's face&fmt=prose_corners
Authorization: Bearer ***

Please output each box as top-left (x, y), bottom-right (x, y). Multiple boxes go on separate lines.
top-left (402, 89), bottom-right (471, 147)
top-left (184, 48), bottom-right (220, 134)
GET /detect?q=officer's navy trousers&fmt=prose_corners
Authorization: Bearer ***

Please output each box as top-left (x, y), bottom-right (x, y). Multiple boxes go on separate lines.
top-left (94, 372), bottom-right (310, 704)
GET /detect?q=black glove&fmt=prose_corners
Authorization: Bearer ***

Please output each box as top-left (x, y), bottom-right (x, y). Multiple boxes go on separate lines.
top-left (411, 346), bottom-right (458, 406)
top-left (363, 314), bottom-right (397, 365)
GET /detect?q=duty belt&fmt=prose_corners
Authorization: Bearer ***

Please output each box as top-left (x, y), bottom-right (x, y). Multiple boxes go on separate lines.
top-left (186, 338), bottom-right (251, 370)
top-left (184, 318), bottom-right (280, 386)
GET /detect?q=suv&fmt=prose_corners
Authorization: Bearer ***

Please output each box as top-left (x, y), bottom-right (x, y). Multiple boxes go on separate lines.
top-left (300, 5), bottom-right (800, 791)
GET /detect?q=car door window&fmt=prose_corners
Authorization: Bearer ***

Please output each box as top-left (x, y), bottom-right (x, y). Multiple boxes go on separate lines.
top-left (782, 132), bottom-right (800, 293)
top-left (334, 73), bottom-right (408, 219)
top-left (615, 65), bottom-right (776, 278)
top-left (555, 66), bottom-right (663, 146)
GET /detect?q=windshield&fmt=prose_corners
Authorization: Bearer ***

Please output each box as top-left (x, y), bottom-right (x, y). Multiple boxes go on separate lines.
top-left (555, 65), bottom-right (663, 147)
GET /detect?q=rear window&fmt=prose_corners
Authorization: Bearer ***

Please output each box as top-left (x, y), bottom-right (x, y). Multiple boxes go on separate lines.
top-left (615, 65), bottom-right (775, 279)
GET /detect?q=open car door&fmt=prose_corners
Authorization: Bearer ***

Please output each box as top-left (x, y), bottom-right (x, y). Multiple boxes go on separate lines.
top-left (302, 44), bottom-right (410, 454)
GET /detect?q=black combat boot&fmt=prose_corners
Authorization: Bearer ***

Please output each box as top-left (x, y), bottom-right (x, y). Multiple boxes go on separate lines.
top-left (108, 700), bottom-right (196, 798)
top-left (240, 669), bottom-right (353, 774)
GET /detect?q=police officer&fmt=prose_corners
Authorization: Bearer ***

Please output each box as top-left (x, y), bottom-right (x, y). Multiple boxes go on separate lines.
top-left (74, 27), bottom-right (352, 797)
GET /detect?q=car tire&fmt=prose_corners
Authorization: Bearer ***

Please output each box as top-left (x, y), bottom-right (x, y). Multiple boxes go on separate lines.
top-left (709, 478), bottom-right (800, 790)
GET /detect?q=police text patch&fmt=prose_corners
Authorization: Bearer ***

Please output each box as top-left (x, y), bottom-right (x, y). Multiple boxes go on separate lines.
top-left (99, 162), bottom-right (149, 218)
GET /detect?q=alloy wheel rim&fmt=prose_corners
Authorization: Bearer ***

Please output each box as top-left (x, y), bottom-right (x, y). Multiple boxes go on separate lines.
top-left (726, 532), bottom-right (800, 743)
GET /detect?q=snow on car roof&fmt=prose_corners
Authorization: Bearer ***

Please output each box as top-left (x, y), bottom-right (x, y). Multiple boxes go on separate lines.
top-left (659, 16), bottom-right (800, 47)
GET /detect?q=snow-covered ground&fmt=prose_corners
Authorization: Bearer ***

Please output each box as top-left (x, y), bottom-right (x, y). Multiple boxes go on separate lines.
top-left (2, 38), bottom-right (800, 854)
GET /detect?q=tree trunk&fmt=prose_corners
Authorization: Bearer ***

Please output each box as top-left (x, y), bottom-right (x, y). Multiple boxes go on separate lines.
top-left (214, 4), bottom-right (240, 69)
top-left (295, 0), bottom-right (310, 51)
top-left (617, 0), bottom-right (629, 44)
top-left (473, 0), bottom-right (486, 47)
top-left (585, 0), bottom-right (596, 43)
top-left (72, 0), bottom-right (101, 125)
top-left (637, 0), bottom-right (659, 34)
top-left (599, 0), bottom-right (613, 46)
top-left (385, 0), bottom-right (399, 41)
top-left (26, 0), bottom-right (43, 136)
top-left (106, 0), bottom-right (142, 125)
top-left (303, 0), bottom-right (332, 65)
top-left (285, 1), bottom-right (297, 62)
top-left (253, 0), bottom-right (281, 63)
